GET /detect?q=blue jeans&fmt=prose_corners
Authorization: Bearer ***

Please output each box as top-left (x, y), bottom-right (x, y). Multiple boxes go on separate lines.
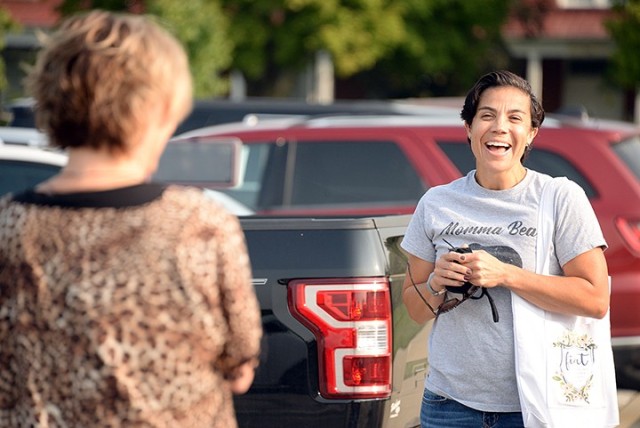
top-left (421, 388), bottom-right (524, 428)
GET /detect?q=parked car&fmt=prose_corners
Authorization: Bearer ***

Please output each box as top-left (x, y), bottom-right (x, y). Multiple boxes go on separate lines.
top-left (172, 113), bottom-right (640, 390)
top-left (2, 96), bottom-right (457, 136)
top-left (0, 140), bottom-right (65, 196)
top-left (235, 214), bottom-right (424, 427)
top-left (0, 137), bottom-right (256, 217)
top-left (0, 139), bottom-right (426, 427)
top-left (4, 111), bottom-right (640, 394)
top-left (0, 126), bottom-right (48, 146)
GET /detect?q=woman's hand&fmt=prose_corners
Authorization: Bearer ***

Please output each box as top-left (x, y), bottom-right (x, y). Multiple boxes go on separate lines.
top-left (431, 248), bottom-right (480, 290)
top-left (447, 249), bottom-right (508, 290)
top-left (226, 360), bottom-right (258, 394)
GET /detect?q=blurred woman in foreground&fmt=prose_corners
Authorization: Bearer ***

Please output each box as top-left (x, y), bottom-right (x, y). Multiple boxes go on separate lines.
top-left (0, 10), bottom-right (261, 427)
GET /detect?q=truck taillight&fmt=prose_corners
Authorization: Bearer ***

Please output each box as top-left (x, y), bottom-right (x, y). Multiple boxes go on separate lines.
top-left (288, 278), bottom-right (392, 399)
top-left (616, 217), bottom-right (640, 254)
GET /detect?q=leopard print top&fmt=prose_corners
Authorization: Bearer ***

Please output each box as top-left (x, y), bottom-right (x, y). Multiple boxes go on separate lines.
top-left (0, 185), bottom-right (262, 427)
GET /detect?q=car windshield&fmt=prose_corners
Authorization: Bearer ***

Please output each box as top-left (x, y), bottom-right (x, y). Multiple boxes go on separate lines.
top-left (612, 136), bottom-right (640, 182)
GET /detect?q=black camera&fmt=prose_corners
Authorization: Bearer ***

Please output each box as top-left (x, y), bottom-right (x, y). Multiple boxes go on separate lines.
top-left (445, 246), bottom-right (474, 294)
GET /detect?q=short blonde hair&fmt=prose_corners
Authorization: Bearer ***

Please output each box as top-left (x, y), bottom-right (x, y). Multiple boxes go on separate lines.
top-left (27, 10), bottom-right (193, 153)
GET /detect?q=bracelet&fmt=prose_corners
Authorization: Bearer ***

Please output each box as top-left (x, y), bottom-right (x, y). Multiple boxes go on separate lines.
top-left (426, 273), bottom-right (446, 296)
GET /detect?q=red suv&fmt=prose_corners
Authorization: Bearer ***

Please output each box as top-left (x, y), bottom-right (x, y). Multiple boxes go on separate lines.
top-left (158, 113), bottom-right (640, 390)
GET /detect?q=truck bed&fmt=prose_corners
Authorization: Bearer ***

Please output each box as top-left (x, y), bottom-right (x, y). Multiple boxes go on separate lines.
top-left (234, 215), bottom-right (430, 428)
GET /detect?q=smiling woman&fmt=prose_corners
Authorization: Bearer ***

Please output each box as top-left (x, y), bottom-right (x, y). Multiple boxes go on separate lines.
top-left (400, 70), bottom-right (612, 428)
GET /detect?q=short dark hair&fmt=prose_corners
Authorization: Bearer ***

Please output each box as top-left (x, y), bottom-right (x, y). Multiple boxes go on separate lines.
top-left (460, 70), bottom-right (545, 129)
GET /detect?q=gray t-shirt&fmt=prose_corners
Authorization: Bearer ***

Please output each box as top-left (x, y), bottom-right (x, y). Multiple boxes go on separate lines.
top-left (401, 169), bottom-right (606, 412)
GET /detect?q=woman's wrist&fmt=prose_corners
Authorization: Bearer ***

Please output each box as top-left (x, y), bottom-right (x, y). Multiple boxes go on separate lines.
top-left (426, 272), bottom-right (446, 296)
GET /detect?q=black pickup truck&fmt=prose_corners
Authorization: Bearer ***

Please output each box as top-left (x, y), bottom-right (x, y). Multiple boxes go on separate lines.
top-left (234, 215), bottom-right (430, 428)
top-left (1, 137), bottom-right (431, 427)
top-left (0, 147), bottom-right (430, 427)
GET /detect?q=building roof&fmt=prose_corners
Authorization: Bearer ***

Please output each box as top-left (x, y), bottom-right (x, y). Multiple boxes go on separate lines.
top-left (0, 0), bottom-right (62, 28)
top-left (503, 8), bottom-right (613, 40)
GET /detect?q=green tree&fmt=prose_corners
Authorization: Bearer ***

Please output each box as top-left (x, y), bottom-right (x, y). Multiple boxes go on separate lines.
top-left (606, 0), bottom-right (640, 91)
top-left (58, 0), bottom-right (137, 13)
top-left (58, 0), bottom-right (233, 97)
top-left (0, 7), bottom-right (20, 94)
top-left (58, 0), bottom-right (511, 98)
top-left (356, 0), bottom-right (512, 98)
top-left (220, 0), bottom-right (510, 98)
top-left (147, 0), bottom-right (232, 96)
top-left (220, 0), bottom-right (407, 96)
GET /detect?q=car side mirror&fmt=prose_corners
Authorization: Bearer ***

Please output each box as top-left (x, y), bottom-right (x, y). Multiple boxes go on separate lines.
top-left (154, 136), bottom-right (243, 189)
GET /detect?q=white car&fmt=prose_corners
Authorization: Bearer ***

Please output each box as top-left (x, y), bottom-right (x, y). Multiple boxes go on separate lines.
top-left (0, 138), bottom-right (253, 215)
top-left (0, 126), bottom-right (48, 146)
top-left (0, 141), bottom-right (66, 196)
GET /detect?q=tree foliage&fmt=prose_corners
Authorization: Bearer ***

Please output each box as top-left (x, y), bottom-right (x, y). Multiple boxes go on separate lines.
top-left (147, 0), bottom-right (232, 96)
top-left (0, 7), bottom-right (20, 93)
top-left (219, 0), bottom-right (407, 95)
top-left (606, 0), bottom-right (640, 90)
top-left (220, 0), bottom-right (511, 97)
top-left (58, 0), bottom-right (138, 14)
top-left (226, 0), bottom-right (405, 77)
top-left (57, 0), bottom-right (233, 97)
top-left (56, 0), bottom-right (511, 98)
top-left (356, 0), bottom-right (512, 98)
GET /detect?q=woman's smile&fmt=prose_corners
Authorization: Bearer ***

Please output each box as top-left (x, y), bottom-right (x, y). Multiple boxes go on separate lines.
top-left (465, 85), bottom-right (538, 188)
top-left (484, 141), bottom-right (512, 155)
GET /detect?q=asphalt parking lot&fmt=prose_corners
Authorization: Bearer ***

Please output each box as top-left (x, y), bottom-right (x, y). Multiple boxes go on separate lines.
top-left (619, 390), bottom-right (640, 428)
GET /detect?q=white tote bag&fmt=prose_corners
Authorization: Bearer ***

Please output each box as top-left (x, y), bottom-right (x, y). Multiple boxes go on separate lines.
top-left (512, 177), bottom-right (619, 428)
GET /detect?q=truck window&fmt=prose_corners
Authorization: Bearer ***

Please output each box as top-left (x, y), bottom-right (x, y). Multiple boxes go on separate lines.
top-left (612, 136), bottom-right (640, 183)
top-left (437, 141), bottom-right (597, 198)
top-left (526, 149), bottom-right (597, 198)
top-left (222, 143), bottom-right (272, 209)
top-left (435, 141), bottom-right (475, 174)
top-left (286, 141), bottom-right (426, 207)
